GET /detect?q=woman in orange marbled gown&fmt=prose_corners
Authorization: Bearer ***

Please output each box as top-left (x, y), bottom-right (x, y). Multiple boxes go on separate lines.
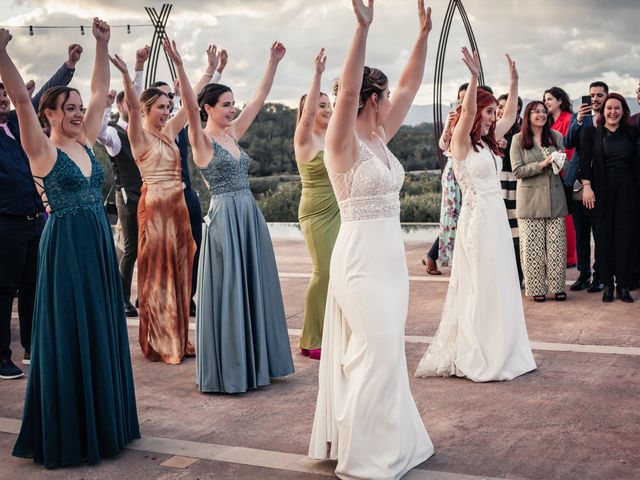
top-left (110, 43), bottom-right (200, 364)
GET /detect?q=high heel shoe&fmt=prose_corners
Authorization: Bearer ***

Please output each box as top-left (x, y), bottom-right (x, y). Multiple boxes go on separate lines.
top-left (301, 348), bottom-right (310, 357)
top-left (308, 349), bottom-right (321, 360)
top-left (421, 256), bottom-right (442, 275)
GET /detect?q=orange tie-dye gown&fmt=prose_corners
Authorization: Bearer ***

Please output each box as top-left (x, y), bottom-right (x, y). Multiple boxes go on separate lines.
top-left (136, 130), bottom-right (196, 364)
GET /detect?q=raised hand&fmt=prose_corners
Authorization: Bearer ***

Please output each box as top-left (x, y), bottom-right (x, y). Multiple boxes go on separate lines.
top-left (173, 78), bottom-right (181, 98)
top-left (461, 47), bottom-right (480, 77)
top-left (136, 45), bottom-right (151, 65)
top-left (315, 48), bottom-right (326, 74)
top-left (217, 49), bottom-right (228, 73)
top-left (25, 80), bottom-right (35, 98)
top-left (352, 0), bottom-right (374, 26)
top-left (206, 44), bottom-right (219, 71)
top-left (418, 0), bottom-right (432, 34)
top-left (106, 88), bottom-right (116, 107)
top-left (109, 53), bottom-right (129, 76)
top-left (270, 41), bottom-right (286, 62)
top-left (66, 43), bottom-right (83, 68)
top-left (163, 38), bottom-right (183, 68)
top-left (0, 28), bottom-right (12, 50)
top-left (92, 17), bottom-right (110, 43)
top-left (505, 53), bottom-right (518, 82)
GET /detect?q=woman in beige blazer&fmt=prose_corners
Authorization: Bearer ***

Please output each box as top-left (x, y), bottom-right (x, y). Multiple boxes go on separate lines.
top-left (510, 100), bottom-right (568, 301)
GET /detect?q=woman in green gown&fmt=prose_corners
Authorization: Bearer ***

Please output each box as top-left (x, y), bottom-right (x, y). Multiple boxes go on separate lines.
top-left (294, 49), bottom-right (340, 360)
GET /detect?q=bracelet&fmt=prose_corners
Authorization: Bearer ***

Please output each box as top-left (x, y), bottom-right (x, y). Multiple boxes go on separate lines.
top-left (123, 81), bottom-right (134, 88)
top-left (203, 72), bottom-right (213, 78)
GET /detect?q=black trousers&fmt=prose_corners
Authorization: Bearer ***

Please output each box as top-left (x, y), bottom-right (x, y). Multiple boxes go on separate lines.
top-left (426, 237), bottom-right (439, 261)
top-left (0, 214), bottom-right (44, 360)
top-left (513, 237), bottom-right (524, 285)
top-left (591, 168), bottom-right (638, 288)
top-left (184, 187), bottom-right (202, 299)
top-left (572, 200), bottom-right (598, 280)
top-left (116, 191), bottom-right (139, 304)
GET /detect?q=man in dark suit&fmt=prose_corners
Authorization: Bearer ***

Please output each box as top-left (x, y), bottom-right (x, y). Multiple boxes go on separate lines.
top-left (564, 81), bottom-right (608, 292)
top-left (0, 44), bottom-right (82, 379)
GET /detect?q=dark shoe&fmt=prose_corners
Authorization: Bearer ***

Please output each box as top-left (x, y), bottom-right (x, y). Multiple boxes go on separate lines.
top-left (22, 352), bottom-right (30, 366)
top-left (135, 298), bottom-right (139, 308)
top-left (616, 287), bottom-right (634, 303)
top-left (588, 279), bottom-right (604, 293)
top-left (554, 292), bottom-right (567, 301)
top-left (570, 276), bottom-right (591, 291)
top-left (421, 256), bottom-right (442, 275)
top-left (124, 302), bottom-right (138, 317)
top-left (533, 295), bottom-right (546, 303)
top-left (0, 358), bottom-right (24, 379)
top-left (190, 299), bottom-right (196, 317)
top-left (301, 348), bottom-right (310, 357)
top-left (602, 285), bottom-right (614, 303)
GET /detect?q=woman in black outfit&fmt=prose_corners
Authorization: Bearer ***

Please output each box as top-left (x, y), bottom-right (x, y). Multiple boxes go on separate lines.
top-left (579, 93), bottom-right (640, 303)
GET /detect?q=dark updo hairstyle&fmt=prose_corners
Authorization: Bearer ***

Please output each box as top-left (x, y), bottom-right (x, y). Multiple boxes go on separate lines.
top-left (38, 86), bottom-right (81, 130)
top-left (139, 87), bottom-right (170, 115)
top-left (197, 83), bottom-right (233, 122)
top-left (543, 86), bottom-right (573, 114)
top-left (296, 91), bottom-right (329, 124)
top-left (333, 66), bottom-right (389, 116)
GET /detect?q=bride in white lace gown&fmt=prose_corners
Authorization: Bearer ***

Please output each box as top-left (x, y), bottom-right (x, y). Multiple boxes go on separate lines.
top-left (309, 2), bottom-right (434, 479)
top-left (415, 49), bottom-right (536, 382)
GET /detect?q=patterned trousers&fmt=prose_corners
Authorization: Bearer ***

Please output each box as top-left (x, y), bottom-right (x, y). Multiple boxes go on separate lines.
top-left (519, 217), bottom-right (567, 296)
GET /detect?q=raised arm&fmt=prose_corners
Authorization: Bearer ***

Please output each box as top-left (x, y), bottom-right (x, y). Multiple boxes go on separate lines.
top-left (450, 48), bottom-right (479, 161)
top-left (294, 48), bottom-right (326, 157)
top-left (325, 0), bottom-right (373, 172)
top-left (0, 29), bottom-right (55, 174)
top-left (230, 41), bottom-right (286, 140)
top-left (134, 44), bottom-right (151, 97)
top-left (494, 54), bottom-right (518, 139)
top-left (381, 0), bottom-right (431, 141)
top-left (109, 53), bottom-right (147, 158)
top-left (31, 43), bottom-right (82, 112)
top-left (81, 18), bottom-right (111, 147)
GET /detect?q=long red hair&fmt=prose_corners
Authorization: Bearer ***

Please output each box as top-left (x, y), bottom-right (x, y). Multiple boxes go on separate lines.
top-left (450, 88), bottom-right (502, 156)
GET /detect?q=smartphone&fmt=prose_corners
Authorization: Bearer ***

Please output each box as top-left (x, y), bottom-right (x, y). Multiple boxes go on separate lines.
top-left (449, 101), bottom-right (458, 111)
top-left (581, 95), bottom-right (591, 106)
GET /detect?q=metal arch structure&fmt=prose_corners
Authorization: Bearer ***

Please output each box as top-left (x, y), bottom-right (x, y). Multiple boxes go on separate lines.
top-left (144, 4), bottom-right (176, 89)
top-left (433, 0), bottom-right (485, 169)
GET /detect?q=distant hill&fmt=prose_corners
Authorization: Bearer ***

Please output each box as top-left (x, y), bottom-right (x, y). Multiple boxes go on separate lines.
top-left (406, 97), bottom-right (640, 126)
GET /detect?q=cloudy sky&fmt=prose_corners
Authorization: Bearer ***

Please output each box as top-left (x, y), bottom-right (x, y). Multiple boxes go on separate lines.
top-left (1, 0), bottom-right (639, 110)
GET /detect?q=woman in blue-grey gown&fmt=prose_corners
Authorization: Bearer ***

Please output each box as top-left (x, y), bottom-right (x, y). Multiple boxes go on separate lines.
top-left (164, 40), bottom-right (294, 393)
top-left (0, 20), bottom-right (139, 468)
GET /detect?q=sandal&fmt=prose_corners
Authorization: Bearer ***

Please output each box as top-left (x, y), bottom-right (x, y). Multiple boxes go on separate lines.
top-left (554, 292), bottom-right (567, 301)
top-left (533, 295), bottom-right (546, 302)
top-left (421, 256), bottom-right (442, 275)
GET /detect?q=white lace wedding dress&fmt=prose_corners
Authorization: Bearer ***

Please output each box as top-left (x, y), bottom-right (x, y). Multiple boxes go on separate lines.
top-left (414, 144), bottom-right (537, 382)
top-left (309, 137), bottom-right (434, 479)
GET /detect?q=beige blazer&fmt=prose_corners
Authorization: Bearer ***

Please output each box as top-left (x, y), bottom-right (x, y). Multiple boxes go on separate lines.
top-left (510, 130), bottom-right (568, 219)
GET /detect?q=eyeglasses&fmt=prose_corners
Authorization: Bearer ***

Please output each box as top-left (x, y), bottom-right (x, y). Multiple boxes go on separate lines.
top-left (167, 92), bottom-right (175, 99)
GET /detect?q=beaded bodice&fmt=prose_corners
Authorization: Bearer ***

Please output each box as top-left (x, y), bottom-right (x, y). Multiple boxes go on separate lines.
top-left (326, 138), bottom-right (404, 222)
top-left (36, 146), bottom-right (104, 217)
top-left (198, 140), bottom-right (250, 197)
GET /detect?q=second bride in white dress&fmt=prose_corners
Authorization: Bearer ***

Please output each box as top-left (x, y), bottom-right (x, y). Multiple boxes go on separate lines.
top-left (415, 49), bottom-right (536, 382)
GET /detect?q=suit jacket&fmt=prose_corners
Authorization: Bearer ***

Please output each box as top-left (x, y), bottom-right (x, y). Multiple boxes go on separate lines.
top-left (578, 125), bottom-right (640, 217)
top-left (510, 130), bottom-right (568, 219)
top-left (563, 112), bottom-right (595, 187)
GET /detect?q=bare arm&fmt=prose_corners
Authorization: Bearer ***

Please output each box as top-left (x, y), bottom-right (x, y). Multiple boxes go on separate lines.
top-left (381, 0), bottom-right (432, 142)
top-left (450, 48), bottom-right (479, 161)
top-left (294, 48), bottom-right (326, 162)
top-left (230, 41), bottom-right (286, 140)
top-left (163, 39), bottom-right (212, 167)
top-left (494, 54), bottom-right (518, 140)
top-left (81, 18), bottom-right (111, 147)
top-left (0, 29), bottom-right (56, 175)
top-left (325, 0), bottom-right (373, 173)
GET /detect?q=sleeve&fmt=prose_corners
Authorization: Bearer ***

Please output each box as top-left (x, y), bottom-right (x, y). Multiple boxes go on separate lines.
top-left (211, 71), bottom-right (222, 84)
top-left (133, 69), bottom-right (144, 98)
top-left (564, 113), bottom-right (581, 149)
top-left (96, 108), bottom-right (122, 157)
top-left (510, 134), bottom-right (543, 179)
top-left (578, 127), bottom-right (594, 182)
top-left (31, 63), bottom-right (75, 112)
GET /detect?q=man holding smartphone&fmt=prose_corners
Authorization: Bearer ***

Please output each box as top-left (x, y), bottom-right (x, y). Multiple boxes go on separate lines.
top-left (564, 81), bottom-right (608, 292)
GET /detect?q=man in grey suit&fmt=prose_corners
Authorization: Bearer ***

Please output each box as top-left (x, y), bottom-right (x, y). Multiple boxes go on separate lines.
top-left (564, 81), bottom-right (608, 292)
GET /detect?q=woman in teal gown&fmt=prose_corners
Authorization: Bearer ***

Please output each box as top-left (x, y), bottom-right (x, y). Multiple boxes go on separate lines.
top-left (0, 20), bottom-right (139, 468)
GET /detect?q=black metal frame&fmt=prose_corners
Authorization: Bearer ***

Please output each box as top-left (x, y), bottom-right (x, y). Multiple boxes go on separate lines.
top-left (432, 0), bottom-right (485, 169)
top-left (144, 4), bottom-right (175, 89)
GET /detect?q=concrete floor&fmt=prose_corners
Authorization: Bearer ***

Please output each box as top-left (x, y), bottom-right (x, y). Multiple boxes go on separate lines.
top-left (1, 239), bottom-right (639, 480)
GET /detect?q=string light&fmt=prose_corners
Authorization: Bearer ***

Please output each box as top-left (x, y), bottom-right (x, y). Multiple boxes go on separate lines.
top-left (0, 24), bottom-right (152, 36)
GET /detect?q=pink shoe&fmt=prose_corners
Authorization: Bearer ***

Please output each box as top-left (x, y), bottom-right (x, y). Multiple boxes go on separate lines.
top-left (308, 349), bottom-right (321, 360)
top-left (301, 348), bottom-right (310, 357)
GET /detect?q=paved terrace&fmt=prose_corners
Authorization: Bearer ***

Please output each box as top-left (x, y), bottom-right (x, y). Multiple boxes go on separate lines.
top-left (1, 238), bottom-right (639, 480)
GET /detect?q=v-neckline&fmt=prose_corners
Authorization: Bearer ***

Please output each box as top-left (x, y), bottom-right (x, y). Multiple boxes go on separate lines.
top-left (361, 135), bottom-right (392, 172)
top-left (212, 136), bottom-right (243, 163)
top-left (57, 145), bottom-right (93, 181)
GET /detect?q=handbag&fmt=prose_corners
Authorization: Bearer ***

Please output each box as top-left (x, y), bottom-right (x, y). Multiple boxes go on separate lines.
top-left (571, 179), bottom-right (584, 202)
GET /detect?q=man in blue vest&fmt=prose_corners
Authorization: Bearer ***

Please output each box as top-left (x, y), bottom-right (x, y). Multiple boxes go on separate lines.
top-left (0, 44), bottom-right (82, 379)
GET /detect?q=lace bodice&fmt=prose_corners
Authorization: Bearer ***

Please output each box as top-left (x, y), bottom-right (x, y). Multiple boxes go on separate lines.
top-left (198, 140), bottom-right (251, 197)
top-left (326, 138), bottom-right (404, 222)
top-left (452, 144), bottom-right (501, 212)
top-left (36, 146), bottom-right (104, 217)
